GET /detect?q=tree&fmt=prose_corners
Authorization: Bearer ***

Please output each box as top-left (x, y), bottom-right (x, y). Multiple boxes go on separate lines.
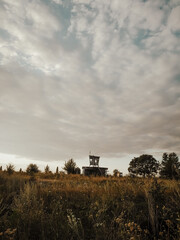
top-left (128, 154), bottom-right (159, 177)
top-left (26, 164), bottom-right (39, 175)
top-left (113, 169), bottom-right (123, 177)
top-left (63, 159), bottom-right (77, 174)
top-left (45, 165), bottom-right (50, 174)
top-left (160, 152), bottom-right (180, 179)
top-left (75, 167), bottom-right (81, 174)
top-left (56, 167), bottom-right (59, 174)
top-left (6, 164), bottom-right (15, 175)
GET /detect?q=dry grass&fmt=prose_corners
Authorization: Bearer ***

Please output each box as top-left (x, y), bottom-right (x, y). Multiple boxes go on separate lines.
top-left (0, 171), bottom-right (179, 240)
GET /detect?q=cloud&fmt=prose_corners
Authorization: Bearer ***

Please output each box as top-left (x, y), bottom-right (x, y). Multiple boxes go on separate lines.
top-left (51, 0), bottom-right (63, 5)
top-left (0, 0), bottom-right (179, 167)
top-left (168, 5), bottom-right (180, 32)
top-left (0, 0), bottom-right (62, 70)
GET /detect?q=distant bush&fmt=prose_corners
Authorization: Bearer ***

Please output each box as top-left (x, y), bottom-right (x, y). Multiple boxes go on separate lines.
top-left (44, 164), bottom-right (51, 174)
top-left (26, 164), bottom-right (39, 175)
top-left (75, 167), bottom-right (81, 174)
top-left (6, 163), bottom-right (15, 175)
top-left (113, 169), bottom-right (123, 177)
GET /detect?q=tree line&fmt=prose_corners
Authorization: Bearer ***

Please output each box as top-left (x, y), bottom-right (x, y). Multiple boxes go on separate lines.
top-left (128, 152), bottom-right (180, 179)
top-left (1, 152), bottom-right (179, 179)
top-left (2, 158), bottom-right (80, 176)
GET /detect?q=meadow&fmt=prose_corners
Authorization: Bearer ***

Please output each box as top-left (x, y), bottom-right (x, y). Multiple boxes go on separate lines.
top-left (0, 172), bottom-right (179, 240)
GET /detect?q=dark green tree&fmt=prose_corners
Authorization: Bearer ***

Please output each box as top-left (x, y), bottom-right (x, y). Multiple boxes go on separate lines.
top-left (63, 159), bottom-right (77, 174)
top-left (75, 167), bottom-right (81, 174)
top-left (45, 165), bottom-right (50, 174)
top-left (26, 164), bottom-right (39, 175)
top-left (160, 152), bottom-right (180, 179)
top-left (6, 164), bottom-right (15, 175)
top-left (128, 154), bottom-right (159, 177)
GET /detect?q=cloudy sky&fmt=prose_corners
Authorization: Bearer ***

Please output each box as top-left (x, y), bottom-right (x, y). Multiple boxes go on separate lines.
top-left (0, 0), bottom-right (180, 173)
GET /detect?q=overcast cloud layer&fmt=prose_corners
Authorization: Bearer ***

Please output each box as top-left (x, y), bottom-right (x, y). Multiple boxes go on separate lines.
top-left (0, 0), bottom-right (180, 168)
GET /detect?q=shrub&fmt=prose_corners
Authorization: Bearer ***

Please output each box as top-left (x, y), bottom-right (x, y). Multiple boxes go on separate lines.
top-left (26, 164), bottom-right (39, 175)
top-left (6, 164), bottom-right (15, 175)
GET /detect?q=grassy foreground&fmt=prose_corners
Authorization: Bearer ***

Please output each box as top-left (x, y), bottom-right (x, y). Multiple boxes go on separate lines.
top-left (0, 172), bottom-right (179, 240)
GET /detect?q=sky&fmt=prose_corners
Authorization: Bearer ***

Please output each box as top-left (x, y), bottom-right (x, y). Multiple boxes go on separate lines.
top-left (0, 0), bottom-right (180, 174)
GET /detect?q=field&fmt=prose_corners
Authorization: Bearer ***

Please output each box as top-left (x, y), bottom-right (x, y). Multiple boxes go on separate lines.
top-left (0, 172), bottom-right (179, 240)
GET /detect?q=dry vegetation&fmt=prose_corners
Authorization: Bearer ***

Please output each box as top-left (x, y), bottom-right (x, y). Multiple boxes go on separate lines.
top-left (0, 171), bottom-right (179, 240)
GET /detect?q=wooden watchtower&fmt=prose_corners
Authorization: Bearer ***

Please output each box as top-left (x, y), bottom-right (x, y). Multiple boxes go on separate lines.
top-left (82, 155), bottom-right (108, 176)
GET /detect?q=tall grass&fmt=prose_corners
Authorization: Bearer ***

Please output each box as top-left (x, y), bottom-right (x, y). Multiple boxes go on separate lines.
top-left (0, 172), bottom-right (179, 240)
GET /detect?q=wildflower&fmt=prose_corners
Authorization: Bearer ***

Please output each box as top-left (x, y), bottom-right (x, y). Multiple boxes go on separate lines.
top-left (165, 219), bottom-right (172, 227)
top-left (144, 229), bottom-right (149, 234)
top-left (5, 228), bottom-right (11, 234)
top-left (130, 226), bottom-right (134, 232)
top-left (115, 218), bottom-right (120, 223)
top-left (137, 225), bottom-right (142, 231)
